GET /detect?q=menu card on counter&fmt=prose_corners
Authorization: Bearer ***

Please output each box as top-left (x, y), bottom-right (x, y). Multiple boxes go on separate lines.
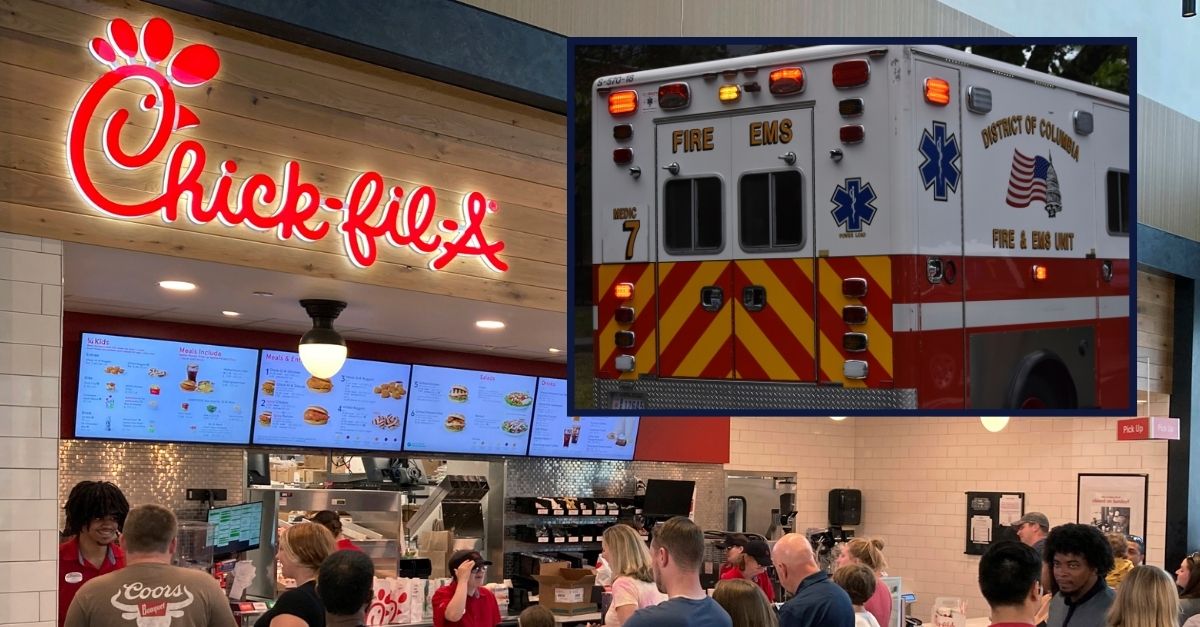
top-left (75, 333), bottom-right (259, 444)
top-left (402, 365), bottom-right (536, 455)
top-left (251, 350), bottom-right (412, 451)
top-left (527, 378), bottom-right (639, 460)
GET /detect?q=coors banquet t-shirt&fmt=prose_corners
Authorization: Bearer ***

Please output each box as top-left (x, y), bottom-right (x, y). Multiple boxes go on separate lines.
top-left (64, 562), bottom-right (236, 627)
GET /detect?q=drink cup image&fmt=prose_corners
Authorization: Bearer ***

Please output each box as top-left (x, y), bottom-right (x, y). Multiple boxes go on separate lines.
top-left (186, 363), bottom-right (199, 382)
top-left (563, 428), bottom-right (571, 447)
top-left (571, 425), bottom-right (581, 444)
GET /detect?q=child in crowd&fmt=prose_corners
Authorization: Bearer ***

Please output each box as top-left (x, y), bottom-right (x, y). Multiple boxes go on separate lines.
top-left (833, 563), bottom-right (882, 627)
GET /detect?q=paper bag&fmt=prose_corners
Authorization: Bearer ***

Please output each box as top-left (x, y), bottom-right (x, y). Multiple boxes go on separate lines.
top-left (407, 578), bottom-right (426, 622)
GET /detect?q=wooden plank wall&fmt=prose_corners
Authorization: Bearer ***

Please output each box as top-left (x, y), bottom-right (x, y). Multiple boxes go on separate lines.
top-left (1136, 270), bottom-right (1173, 416)
top-left (0, 0), bottom-right (566, 312)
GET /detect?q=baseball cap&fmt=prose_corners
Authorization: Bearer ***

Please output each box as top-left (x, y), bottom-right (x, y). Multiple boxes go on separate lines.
top-left (743, 540), bottom-right (773, 567)
top-left (1014, 512), bottom-right (1049, 531)
top-left (719, 533), bottom-right (750, 549)
top-left (448, 550), bottom-right (493, 572)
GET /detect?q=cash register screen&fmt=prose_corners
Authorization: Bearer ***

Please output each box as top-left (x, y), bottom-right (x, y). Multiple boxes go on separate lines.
top-left (207, 501), bottom-right (262, 558)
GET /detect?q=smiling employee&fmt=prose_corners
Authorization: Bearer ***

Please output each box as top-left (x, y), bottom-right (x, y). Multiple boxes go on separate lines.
top-left (58, 481), bottom-right (130, 627)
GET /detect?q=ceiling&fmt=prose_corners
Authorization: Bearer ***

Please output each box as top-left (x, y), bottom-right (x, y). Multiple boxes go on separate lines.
top-left (62, 244), bottom-right (566, 363)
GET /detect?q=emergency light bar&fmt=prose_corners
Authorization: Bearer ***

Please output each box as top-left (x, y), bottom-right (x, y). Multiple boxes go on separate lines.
top-left (769, 67), bottom-right (805, 95)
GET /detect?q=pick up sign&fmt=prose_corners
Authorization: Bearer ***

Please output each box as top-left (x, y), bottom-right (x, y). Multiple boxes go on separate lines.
top-left (1116, 417), bottom-right (1180, 441)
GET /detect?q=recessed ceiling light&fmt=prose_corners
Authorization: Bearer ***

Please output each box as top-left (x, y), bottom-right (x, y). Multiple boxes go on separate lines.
top-left (158, 280), bottom-right (196, 291)
top-left (222, 311), bottom-right (241, 317)
top-left (475, 320), bottom-right (505, 330)
top-left (548, 348), bottom-right (561, 353)
top-left (830, 416), bottom-right (847, 422)
top-left (252, 291), bottom-right (274, 297)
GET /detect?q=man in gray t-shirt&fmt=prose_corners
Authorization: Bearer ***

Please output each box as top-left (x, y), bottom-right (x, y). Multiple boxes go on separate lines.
top-left (1044, 524), bottom-right (1115, 627)
top-left (65, 505), bottom-right (235, 627)
top-left (625, 517), bottom-right (732, 627)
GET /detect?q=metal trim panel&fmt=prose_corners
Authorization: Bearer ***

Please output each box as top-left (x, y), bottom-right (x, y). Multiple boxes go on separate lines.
top-left (595, 377), bottom-right (916, 410)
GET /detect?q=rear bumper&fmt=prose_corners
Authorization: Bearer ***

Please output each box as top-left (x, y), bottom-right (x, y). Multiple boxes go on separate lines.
top-left (593, 377), bottom-right (916, 411)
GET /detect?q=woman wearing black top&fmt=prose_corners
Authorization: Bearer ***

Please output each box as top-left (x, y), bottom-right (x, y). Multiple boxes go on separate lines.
top-left (255, 523), bottom-right (338, 627)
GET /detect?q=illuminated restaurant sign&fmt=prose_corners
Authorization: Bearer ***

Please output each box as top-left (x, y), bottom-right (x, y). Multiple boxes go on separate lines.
top-left (66, 17), bottom-right (507, 272)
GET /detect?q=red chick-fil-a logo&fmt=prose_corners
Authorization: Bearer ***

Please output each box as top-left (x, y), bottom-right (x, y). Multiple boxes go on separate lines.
top-left (66, 17), bottom-right (507, 271)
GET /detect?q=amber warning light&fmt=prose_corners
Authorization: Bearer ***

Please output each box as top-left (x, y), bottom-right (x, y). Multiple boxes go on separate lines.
top-left (1032, 265), bottom-right (1049, 281)
top-left (608, 90), bottom-right (638, 116)
top-left (924, 77), bottom-right (950, 105)
top-left (614, 282), bottom-right (635, 300)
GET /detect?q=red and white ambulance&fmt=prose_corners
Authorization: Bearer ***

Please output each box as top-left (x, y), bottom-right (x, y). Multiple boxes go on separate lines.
top-left (589, 44), bottom-right (1130, 411)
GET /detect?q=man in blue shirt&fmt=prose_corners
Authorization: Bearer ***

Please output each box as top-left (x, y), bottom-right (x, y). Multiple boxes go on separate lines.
top-left (625, 517), bottom-right (732, 627)
top-left (773, 533), bottom-right (855, 627)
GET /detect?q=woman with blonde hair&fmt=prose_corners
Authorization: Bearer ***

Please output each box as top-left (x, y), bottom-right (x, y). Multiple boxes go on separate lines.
top-left (1105, 565), bottom-right (1180, 627)
top-left (255, 523), bottom-right (338, 627)
top-left (601, 524), bottom-right (667, 626)
top-left (836, 537), bottom-right (891, 627)
top-left (713, 578), bottom-right (779, 627)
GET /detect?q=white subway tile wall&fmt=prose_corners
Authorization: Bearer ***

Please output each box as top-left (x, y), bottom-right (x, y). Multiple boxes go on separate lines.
top-left (0, 233), bottom-right (61, 625)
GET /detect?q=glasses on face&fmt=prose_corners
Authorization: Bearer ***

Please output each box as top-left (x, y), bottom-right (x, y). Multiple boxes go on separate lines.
top-left (472, 565), bottom-right (489, 574)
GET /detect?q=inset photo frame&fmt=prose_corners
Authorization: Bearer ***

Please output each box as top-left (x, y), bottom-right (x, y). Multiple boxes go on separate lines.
top-left (1076, 473), bottom-right (1148, 538)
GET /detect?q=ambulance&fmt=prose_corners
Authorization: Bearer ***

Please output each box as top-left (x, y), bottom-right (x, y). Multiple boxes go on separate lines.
top-left (589, 44), bottom-right (1130, 411)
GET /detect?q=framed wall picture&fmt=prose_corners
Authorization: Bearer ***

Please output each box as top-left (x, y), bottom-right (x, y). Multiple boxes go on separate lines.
top-left (1076, 473), bottom-right (1148, 538)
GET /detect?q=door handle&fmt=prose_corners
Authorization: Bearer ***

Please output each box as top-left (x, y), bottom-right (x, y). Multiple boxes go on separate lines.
top-left (926, 257), bottom-right (944, 284)
top-left (742, 285), bottom-right (766, 312)
top-left (700, 286), bottom-right (724, 312)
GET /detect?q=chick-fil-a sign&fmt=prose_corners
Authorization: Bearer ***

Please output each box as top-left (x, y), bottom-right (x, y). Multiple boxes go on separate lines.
top-left (66, 17), bottom-right (507, 271)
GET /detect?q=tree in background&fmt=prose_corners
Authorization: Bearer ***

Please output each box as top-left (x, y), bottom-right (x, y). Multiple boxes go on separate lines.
top-left (961, 45), bottom-right (1128, 94)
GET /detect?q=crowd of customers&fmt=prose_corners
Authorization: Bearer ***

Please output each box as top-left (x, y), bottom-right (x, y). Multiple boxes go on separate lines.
top-left (56, 481), bottom-right (1200, 627)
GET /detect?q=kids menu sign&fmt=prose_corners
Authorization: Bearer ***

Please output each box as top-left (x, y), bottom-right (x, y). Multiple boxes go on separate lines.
top-left (66, 16), bottom-right (507, 272)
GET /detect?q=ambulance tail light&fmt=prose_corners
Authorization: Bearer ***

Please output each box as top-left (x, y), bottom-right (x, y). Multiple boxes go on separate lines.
top-left (842, 278), bottom-right (868, 298)
top-left (844, 360), bottom-right (868, 380)
top-left (615, 330), bottom-right (636, 349)
top-left (613, 124), bottom-right (633, 140)
top-left (769, 67), bottom-right (805, 95)
top-left (658, 82), bottom-right (691, 110)
top-left (614, 355), bottom-right (636, 372)
top-left (614, 282), bottom-right (635, 301)
top-left (718, 84), bottom-right (741, 102)
top-left (843, 306), bottom-right (868, 325)
top-left (613, 148), bottom-right (634, 164)
top-left (843, 333), bottom-right (869, 352)
top-left (615, 306), bottom-right (635, 324)
top-left (608, 90), bottom-right (638, 116)
top-left (1032, 265), bottom-right (1049, 281)
top-left (839, 125), bottom-right (865, 144)
top-left (838, 98), bottom-right (864, 117)
top-left (924, 78), bottom-right (951, 105)
top-left (832, 59), bottom-right (870, 88)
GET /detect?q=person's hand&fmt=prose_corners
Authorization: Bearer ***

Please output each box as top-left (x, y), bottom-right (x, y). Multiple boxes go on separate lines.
top-left (455, 559), bottom-right (476, 582)
top-left (1035, 593), bottom-right (1051, 624)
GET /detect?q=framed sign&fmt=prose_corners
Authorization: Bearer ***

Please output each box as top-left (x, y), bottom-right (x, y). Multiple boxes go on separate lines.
top-left (1076, 474), bottom-right (1148, 537)
top-left (965, 491), bottom-right (1025, 555)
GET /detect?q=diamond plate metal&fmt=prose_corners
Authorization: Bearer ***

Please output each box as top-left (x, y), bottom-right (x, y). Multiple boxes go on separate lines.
top-left (594, 378), bottom-right (918, 410)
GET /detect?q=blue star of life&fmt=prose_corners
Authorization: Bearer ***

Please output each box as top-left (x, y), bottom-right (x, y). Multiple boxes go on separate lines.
top-left (918, 121), bottom-right (961, 201)
top-left (830, 178), bottom-right (878, 233)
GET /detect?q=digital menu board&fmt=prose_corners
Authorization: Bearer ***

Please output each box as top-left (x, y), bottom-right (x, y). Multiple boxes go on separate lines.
top-left (75, 333), bottom-right (259, 444)
top-left (252, 350), bottom-right (412, 451)
top-left (402, 365), bottom-right (536, 456)
top-left (527, 378), bottom-right (639, 460)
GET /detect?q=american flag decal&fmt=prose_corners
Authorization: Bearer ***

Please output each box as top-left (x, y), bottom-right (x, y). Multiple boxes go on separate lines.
top-left (1005, 149), bottom-right (1052, 208)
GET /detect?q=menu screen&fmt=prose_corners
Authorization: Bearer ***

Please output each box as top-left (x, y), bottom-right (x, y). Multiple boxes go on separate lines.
top-left (251, 350), bottom-right (412, 451)
top-left (402, 365), bottom-right (536, 456)
top-left (527, 378), bottom-right (639, 460)
top-left (75, 333), bottom-right (259, 444)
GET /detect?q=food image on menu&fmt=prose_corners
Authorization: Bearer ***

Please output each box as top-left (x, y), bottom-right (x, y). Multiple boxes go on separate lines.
top-left (373, 381), bottom-right (406, 399)
top-left (444, 414), bottom-right (466, 432)
top-left (104, 365), bottom-right (125, 375)
top-left (306, 376), bottom-right (333, 393)
top-left (149, 385), bottom-right (160, 395)
top-left (206, 404), bottom-right (217, 413)
top-left (501, 419), bottom-right (529, 435)
top-left (448, 385), bottom-right (468, 403)
top-left (147, 368), bottom-right (168, 378)
top-left (261, 380), bottom-right (275, 396)
top-left (303, 406), bottom-right (330, 426)
top-left (504, 391), bottom-right (532, 408)
top-left (179, 380), bottom-right (197, 392)
top-left (105, 382), bottom-right (116, 392)
top-left (197, 380), bottom-right (215, 394)
top-left (258, 412), bottom-right (272, 427)
top-left (373, 414), bottom-right (401, 430)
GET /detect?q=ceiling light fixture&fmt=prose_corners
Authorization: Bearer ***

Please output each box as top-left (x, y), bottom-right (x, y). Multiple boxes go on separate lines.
top-left (981, 416), bottom-right (1010, 433)
top-left (158, 280), bottom-right (196, 291)
top-left (252, 291), bottom-right (274, 297)
top-left (548, 348), bottom-right (561, 353)
top-left (830, 416), bottom-right (847, 422)
top-left (476, 320), bottom-right (505, 330)
top-left (298, 299), bottom-right (348, 378)
top-left (221, 311), bottom-right (240, 317)
top-left (1185, 0), bottom-right (1196, 17)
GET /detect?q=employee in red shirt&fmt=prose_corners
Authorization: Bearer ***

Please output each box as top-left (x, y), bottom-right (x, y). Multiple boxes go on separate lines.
top-left (433, 550), bottom-right (502, 627)
top-left (719, 539), bottom-right (776, 602)
top-left (718, 533), bottom-right (750, 576)
top-left (307, 510), bottom-right (363, 552)
top-left (58, 481), bottom-right (129, 626)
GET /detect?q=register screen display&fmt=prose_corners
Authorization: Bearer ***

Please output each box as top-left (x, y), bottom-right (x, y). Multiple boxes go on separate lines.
top-left (527, 378), bottom-right (638, 460)
top-left (251, 350), bottom-right (411, 451)
top-left (402, 365), bottom-right (536, 456)
top-left (208, 501), bottom-right (262, 557)
top-left (75, 333), bottom-right (259, 444)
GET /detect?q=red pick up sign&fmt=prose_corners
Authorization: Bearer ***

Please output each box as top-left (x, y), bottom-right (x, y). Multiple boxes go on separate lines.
top-left (1116, 417), bottom-right (1180, 441)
